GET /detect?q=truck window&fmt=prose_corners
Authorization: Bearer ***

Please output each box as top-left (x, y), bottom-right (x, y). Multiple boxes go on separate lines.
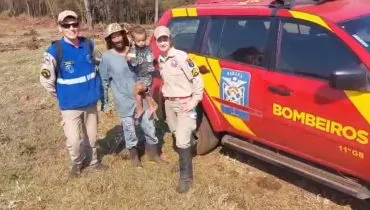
top-left (217, 17), bottom-right (272, 67)
top-left (201, 17), bottom-right (224, 57)
top-left (341, 14), bottom-right (370, 52)
top-left (276, 19), bottom-right (362, 80)
top-left (168, 18), bottom-right (206, 53)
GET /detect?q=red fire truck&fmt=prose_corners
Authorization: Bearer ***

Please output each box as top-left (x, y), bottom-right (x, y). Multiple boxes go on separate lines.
top-left (151, 0), bottom-right (370, 199)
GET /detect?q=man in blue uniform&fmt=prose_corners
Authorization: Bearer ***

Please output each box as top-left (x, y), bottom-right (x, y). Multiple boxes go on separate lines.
top-left (40, 10), bottom-right (107, 177)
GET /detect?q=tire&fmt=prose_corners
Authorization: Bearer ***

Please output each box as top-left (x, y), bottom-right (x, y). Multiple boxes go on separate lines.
top-left (194, 110), bottom-right (220, 155)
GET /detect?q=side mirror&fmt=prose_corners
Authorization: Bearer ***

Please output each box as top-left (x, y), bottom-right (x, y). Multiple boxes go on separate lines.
top-left (329, 68), bottom-right (369, 91)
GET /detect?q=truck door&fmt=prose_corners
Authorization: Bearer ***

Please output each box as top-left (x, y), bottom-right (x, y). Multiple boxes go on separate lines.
top-left (196, 16), bottom-right (274, 140)
top-left (264, 18), bottom-right (370, 179)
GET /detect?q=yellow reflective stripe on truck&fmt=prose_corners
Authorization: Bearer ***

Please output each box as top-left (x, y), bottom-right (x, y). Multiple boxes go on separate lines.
top-left (345, 91), bottom-right (370, 126)
top-left (290, 10), bottom-right (332, 31)
top-left (172, 8), bottom-right (197, 17)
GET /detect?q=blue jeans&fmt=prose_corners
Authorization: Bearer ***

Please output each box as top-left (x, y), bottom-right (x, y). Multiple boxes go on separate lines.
top-left (121, 110), bottom-right (158, 149)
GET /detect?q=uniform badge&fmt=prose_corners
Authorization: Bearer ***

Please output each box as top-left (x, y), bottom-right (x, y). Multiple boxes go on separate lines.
top-left (191, 68), bottom-right (199, 77)
top-left (63, 61), bottom-right (75, 73)
top-left (186, 58), bottom-right (195, 68)
top-left (42, 57), bottom-right (51, 66)
top-left (171, 58), bottom-right (178, 67)
top-left (41, 69), bottom-right (51, 79)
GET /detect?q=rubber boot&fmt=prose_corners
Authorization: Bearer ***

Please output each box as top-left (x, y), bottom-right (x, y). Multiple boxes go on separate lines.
top-left (146, 143), bottom-right (169, 165)
top-left (176, 147), bottom-right (193, 193)
top-left (129, 147), bottom-right (143, 168)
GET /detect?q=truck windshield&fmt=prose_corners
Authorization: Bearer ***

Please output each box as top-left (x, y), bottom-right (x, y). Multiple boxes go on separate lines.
top-left (341, 15), bottom-right (370, 52)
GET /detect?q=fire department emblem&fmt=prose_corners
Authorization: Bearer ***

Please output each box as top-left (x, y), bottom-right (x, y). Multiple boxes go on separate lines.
top-left (63, 61), bottom-right (75, 73)
top-left (220, 68), bottom-right (251, 120)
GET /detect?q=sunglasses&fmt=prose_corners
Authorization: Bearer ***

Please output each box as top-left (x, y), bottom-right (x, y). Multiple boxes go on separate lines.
top-left (60, 22), bottom-right (79, 29)
top-left (156, 37), bottom-right (169, 43)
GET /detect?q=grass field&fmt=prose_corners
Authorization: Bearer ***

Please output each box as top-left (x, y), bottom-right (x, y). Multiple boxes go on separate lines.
top-left (0, 16), bottom-right (369, 210)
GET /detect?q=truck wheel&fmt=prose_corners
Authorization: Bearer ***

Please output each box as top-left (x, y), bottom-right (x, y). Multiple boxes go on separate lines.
top-left (194, 110), bottom-right (220, 155)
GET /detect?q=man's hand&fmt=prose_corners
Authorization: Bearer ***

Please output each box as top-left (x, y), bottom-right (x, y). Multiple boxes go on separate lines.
top-left (126, 52), bottom-right (136, 61)
top-left (181, 99), bottom-right (198, 113)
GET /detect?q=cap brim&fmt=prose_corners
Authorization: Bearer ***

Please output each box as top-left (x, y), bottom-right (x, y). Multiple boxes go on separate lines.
top-left (59, 16), bottom-right (78, 23)
top-left (154, 34), bottom-right (170, 39)
top-left (104, 29), bottom-right (126, 39)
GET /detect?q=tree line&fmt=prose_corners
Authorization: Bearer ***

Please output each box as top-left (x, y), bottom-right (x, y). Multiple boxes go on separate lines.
top-left (0, 0), bottom-right (196, 25)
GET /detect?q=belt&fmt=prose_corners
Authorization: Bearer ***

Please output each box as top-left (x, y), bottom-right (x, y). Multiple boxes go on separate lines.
top-left (164, 96), bottom-right (191, 101)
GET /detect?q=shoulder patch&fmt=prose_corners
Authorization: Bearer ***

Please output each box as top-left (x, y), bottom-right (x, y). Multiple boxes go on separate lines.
top-left (191, 67), bottom-right (199, 77)
top-left (41, 69), bottom-right (51, 79)
top-left (42, 53), bottom-right (53, 66)
top-left (186, 58), bottom-right (195, 68)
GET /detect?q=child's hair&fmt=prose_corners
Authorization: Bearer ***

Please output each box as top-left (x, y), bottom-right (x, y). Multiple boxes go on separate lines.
top-left (130, 25), bottom-right (147, 39)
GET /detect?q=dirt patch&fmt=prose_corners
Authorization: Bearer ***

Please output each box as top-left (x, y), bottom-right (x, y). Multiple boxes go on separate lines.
top-left (0, 42), bottom-right (20, 52)
top-left (15, 37), bottom-right (44, 50)
top-left (24, 36), bottom-right (41, 50)
top-left (33, 18), bottom-right (55, 28)
top-left (19, 94), bottom-right (30, 103)
top-left (214, 162), bottom-right (226, 172)
top-left (0, 199), bottom-right (26, 209)
top-left (228, 169), bottom-right (240, 178)
top-left (0, 134), bottom-right (12, 145)
top-left (0, 35), bottom-right (44, 52)
top-left (23, 29), bottom-right (40, 37)
top-left (226, 194), bottom-right (247, 209)
top-left (0, 33), bottom-right (8, 38)
top-left (18, 142), bottom-right (36, 156)
top-left (256, 176), bottom-right (283, 191)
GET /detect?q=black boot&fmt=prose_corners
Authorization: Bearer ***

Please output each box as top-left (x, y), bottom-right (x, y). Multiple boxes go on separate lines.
top-left (176, 147), bottom-right (193, 193)
top-left (129, 147), bottom-right (143, 168)
top-left (146, 143), bottom-right (169, 165)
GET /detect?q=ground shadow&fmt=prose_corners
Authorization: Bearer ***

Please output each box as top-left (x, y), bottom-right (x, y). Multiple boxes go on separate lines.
top-left (96, 125), bottom-right (127, 161)
top-left (219, 147), bottom-right (370, 210)
top-left (154, 118), bottom-right (170, 156)
top-left (97, 118), bottom-right (170, 161)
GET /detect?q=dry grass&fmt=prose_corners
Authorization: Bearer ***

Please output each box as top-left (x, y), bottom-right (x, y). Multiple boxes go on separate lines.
top-left (0, 17), bottom-right (369, 210)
